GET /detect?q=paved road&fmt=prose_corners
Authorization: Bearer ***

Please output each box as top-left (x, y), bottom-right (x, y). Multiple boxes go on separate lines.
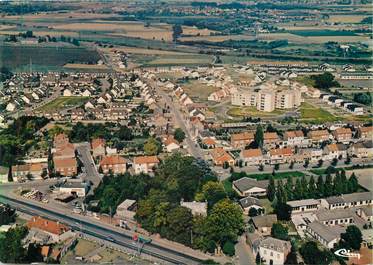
top-left (235, 235), bottom-right (255, 265)
top-left (76, 143), bottom-right (101, 189)
top-left (0, 194), bottom-right (205, 265)
top-left (149, 80), bottom-right (204, 158)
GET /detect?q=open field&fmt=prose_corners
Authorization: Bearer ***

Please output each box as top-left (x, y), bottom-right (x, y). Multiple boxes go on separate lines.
top-left (51, 22), bottom-right (173, 41)
top-left (0, 44), bottom-right (100, 71)
top-left (299, 102), bottom-right (340, 123)
top-left (64, 63), bottom-right (109, 70)
top-left (102, 46), bottom-right (189, 55)
top-left (180, 34), bottom-right (254, 42)
top-left (143, 54), bottom-right (213, 66)
top-left (182, 26), bottom-right (216, 36)
top-left (37, 97), bottom-right (88, 112)
top-left (3, 12), bottom-right (119, 21)
top-left (289, 29), bottom-right (357, 37)
top-left (258, 32), bottom-right (369, 44)
top-left (0, 30), bottom-right (79, 37)
top-left (327, 15), bottom-right (368, 23)
top-left (182, 81), bottom-right (220, 101)
top-left (227, 106), bottom-right (286, 118)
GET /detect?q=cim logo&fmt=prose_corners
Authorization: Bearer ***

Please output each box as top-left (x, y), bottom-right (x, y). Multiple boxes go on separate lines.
top-left (334, 248), bottom-right (361, 259)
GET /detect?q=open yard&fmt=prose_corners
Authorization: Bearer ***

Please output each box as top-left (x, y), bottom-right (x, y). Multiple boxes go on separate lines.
top-left (38, 97), bottom-right (88, 112)
top-left (182, 81), bottom-right (220, 101)
top-left (299, 102), bottom-right (340, 123)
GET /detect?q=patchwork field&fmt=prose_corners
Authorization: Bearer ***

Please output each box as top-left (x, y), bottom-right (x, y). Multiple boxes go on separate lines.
top-left (103, 46), bottom-right (189, 55)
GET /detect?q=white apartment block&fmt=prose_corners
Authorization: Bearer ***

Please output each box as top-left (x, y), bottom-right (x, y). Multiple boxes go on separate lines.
top-left (231, 88), bottom-right (301, 112)
top-left (257, 90), bottom-right (276, 112)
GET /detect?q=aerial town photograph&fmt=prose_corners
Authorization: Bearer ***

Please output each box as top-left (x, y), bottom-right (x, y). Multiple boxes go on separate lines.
top-left (0, 0), bottom-right (371, 264)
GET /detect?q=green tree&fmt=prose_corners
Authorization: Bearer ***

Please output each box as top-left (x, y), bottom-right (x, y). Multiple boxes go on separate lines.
top-left (222, 241), bottom-right (235, 256)
top-left (174, 128), bottom-right (186, 143)
top-left (205, 199), bottom-right (244, 250)
top-left (308, 176), bottom-right (316, 198)
top-left (249, 207), bottom-right (258, 217)
top-left (300, 241), bottom-right (333, 265)
top-left (256, 252), bottom-right (262, 264)
top-left (143, 137), bottom-right (161, 155)
top-left (276, 180), bottom-right (287, 204)
top-left (172, 24), bottom-right (183, 41)
top-left (267, 175), bottom-right (276, 202)
top-left (285, 175), bottom-right (294, 201)
top-left (333, 170), bottom-right (343, 195)
top-left (254, 125), bottom-right (264, 148)
top-left (324, 174), bottom-right (334, 197)
top-left (340, 170), bottom-right (348, 194)
top-left (201, 181), bottom-right (227, 209)
top-left (347, 173), bottom-right (358, 193)
top-left (164, 206), bottom-right (193, 246)
top-left (311, 72), bottom-right (340, 90)
top-left (340, 225), bottom-right (362, 251)
top-left (271, 223), bottom-right (289, 240)
top-left (316, 174), bottom-right (325, 198)
top-left (0, 226), bottom-right (28, 263)
top-left (275, 203), bottom-right (292, 221)
top-left (293, 178), bottom-right (303, 200)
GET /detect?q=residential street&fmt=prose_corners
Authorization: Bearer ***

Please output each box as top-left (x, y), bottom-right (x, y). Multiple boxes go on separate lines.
top-left (76, 143), bottom-right (101, 189)
top-left (149, 79), bottom-right (204, 158)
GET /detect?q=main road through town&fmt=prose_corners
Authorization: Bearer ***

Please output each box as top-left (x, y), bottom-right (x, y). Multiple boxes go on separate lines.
top-left (0, 194), bottom-right (207, 265)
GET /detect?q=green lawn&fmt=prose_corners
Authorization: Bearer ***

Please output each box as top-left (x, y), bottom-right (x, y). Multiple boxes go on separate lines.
top-left (259, 198), bottom-right (274, 214)
top-left (300, 102), bottom-right (340, 123)
top-left (223, 179), bottom-right (233, 193)
top-left (38, 96), bottom-right (88, 112)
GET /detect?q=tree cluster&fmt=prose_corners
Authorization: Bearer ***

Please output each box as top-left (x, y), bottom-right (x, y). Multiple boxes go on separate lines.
top-left (268, 170), bottom-right (359, 203)
top-left (310, 72), bottom-right (340, 90)
top-left (132, 154), bottom-right (243, 254)
top-left (0, 116), bottom-right (48, 167)
top-left (300, 241), bottom-right (333, 265)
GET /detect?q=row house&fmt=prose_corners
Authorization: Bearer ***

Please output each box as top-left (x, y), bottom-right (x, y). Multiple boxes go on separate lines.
top-left (210, 147), bottom-right (234, 167)
top-left (231, 132), bottom-right (254, 149)
top-left (268, 147), bottom-right (293, 164)
top-left (296, 148), bottom-right (323, 162)
top-left (307, 129), bottom-right (330, 143)
top-left (239, 149), bottom-right (263, 166)
top-left (323, 143), bottom-right (347, 160)
top-left (53, 158), bottom-right (77, 177)
top-left (133, 156), bottom-right (160, 174)
top-left (332, 127), bottom-right (352, 143)
top-left (357, 126), bottom-right (373, 140)
top-left (349, 141), bottom-right (373, 158)
top-left (91, 138), bottom-right (106, 158)
top-left (263, 132), bottom-right (279, 149)
top-left (12, 163), bottom-right (48, 181)
top-left (99, 155), bottom-right (127, 175)
top-left (283, 130), bottom-right (309, 147)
